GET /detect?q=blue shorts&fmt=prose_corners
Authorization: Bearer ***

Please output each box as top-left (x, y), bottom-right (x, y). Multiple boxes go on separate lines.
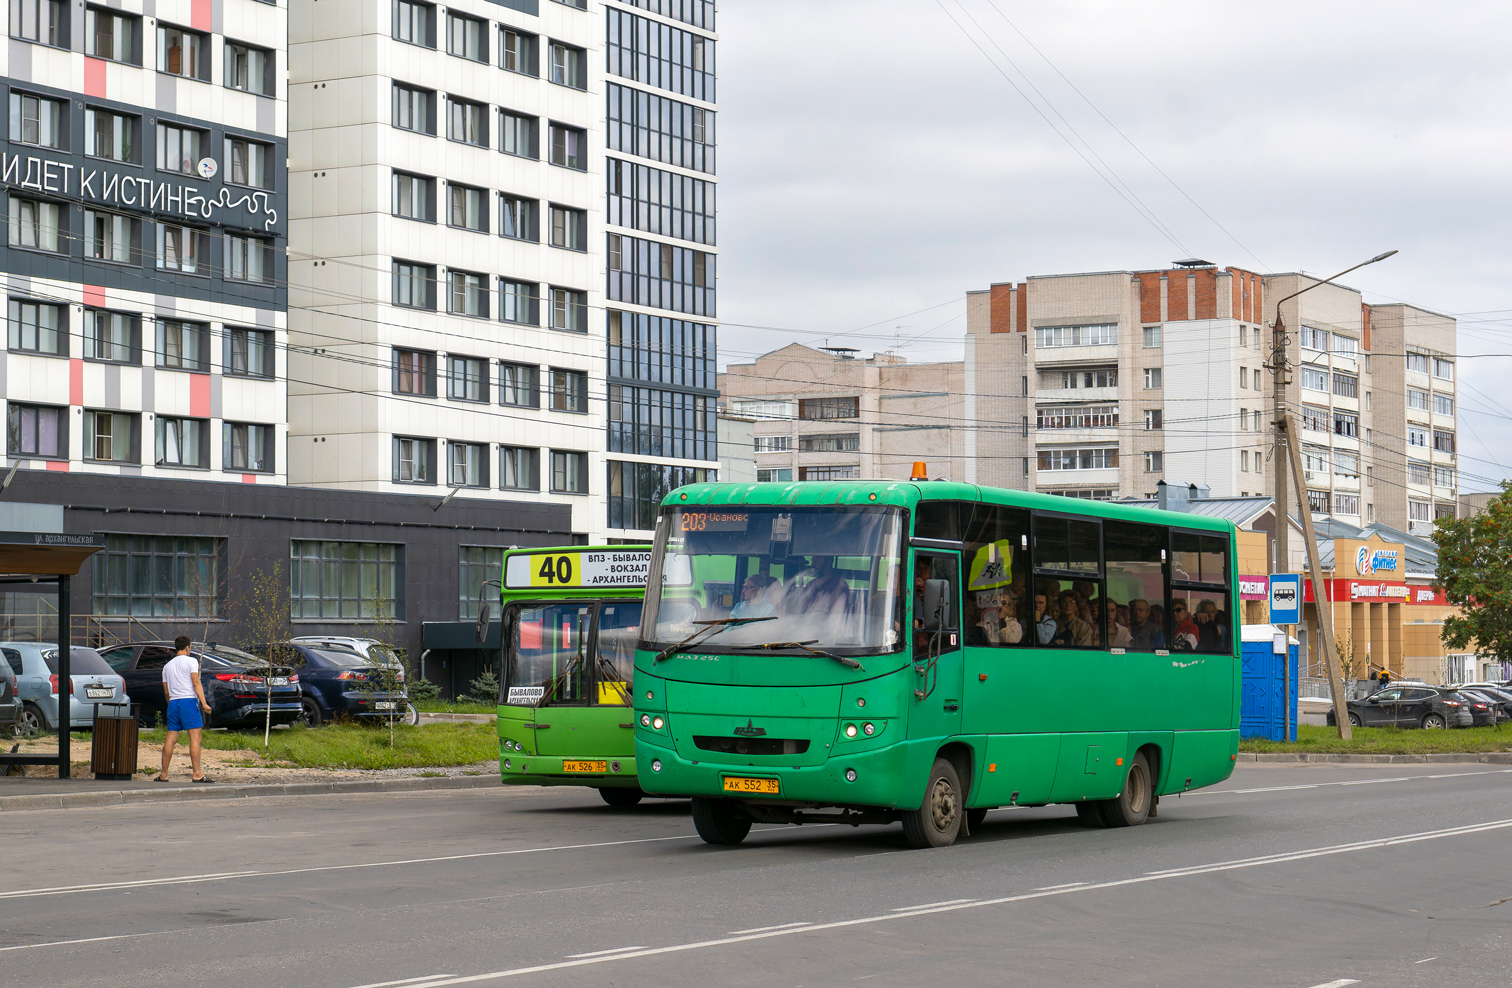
top-left (166, 697), bottom-right (204, 732)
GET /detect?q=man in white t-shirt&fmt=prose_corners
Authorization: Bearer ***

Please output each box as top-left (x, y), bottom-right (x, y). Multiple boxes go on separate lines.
top-left (155, 635), bottom-right (214, 783)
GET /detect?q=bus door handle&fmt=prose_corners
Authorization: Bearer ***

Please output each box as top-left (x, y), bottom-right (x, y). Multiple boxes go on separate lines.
top-left (523, 724), bottom-right (550, 730)
top-left (943, 702), bottom-right (959, 713)
top-left (619, 723), bottom-right (634, 729)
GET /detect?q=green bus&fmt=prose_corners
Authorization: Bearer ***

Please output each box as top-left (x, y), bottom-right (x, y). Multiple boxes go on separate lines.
top-left (497, 546), bottom-right (650, 806)
top-left (634, 482), bottom-right (1240, 847)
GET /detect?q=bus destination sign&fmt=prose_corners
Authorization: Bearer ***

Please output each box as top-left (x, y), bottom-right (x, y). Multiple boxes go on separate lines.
top-left (504, 549), bottom-right (652, 590)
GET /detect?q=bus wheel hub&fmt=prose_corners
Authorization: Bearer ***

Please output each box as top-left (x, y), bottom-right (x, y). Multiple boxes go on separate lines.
top-left (929, 778), bottom-right (958, 832)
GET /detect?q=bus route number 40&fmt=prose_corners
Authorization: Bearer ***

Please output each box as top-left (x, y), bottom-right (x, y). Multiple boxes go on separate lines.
top-left (538, 555), bottom-right (574, 585)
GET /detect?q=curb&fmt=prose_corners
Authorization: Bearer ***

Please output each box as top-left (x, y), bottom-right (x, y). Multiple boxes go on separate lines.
top-left (0, 772), bottom-right (500, 812)
top-left (417, 712), bottom-right (496, 725)
top-left (1237, 751), bottom-right (1512, 765)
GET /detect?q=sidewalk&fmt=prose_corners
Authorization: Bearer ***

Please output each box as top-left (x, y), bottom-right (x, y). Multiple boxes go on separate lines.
top-left (0, 770), bottom-right (501, 812)
top-left (1238, 751), bottom-right (1512, 765)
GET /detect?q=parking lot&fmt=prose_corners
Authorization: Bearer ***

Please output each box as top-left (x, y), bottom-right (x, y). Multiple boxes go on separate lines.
top-left (2, 762), bottom-right (1509, 988)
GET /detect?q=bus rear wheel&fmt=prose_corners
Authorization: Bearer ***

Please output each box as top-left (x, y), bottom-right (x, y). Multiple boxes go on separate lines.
top-left (691, 797), bottom-right (752, 845)
top-left (598, 787), bottom-right (645, 808)
top-left (1099, 752), bottom-right (1153, 828)
top-left (901, 757), bottom-right (963, 849)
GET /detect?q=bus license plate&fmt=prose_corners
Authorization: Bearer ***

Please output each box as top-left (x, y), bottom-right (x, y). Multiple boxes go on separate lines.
top-left (723, 776), bottom-right (779, 795)
top-left (562, 760), bottom-right (607, 773)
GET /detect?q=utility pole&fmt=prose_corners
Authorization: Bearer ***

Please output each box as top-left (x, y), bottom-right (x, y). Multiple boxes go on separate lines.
top-left (1267, 251), bottom-right (1397, 741)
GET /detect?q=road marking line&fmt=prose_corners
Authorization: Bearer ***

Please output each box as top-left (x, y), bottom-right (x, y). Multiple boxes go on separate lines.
top-left (726, 922), bottom-right (812, 935)
top-left (1032, 882), bottom-right (1089, 891)
top-left (347, 977), bottom-right (458, 988)
top-left (0, 928), bottom-right (199, 953)
top-left (333, 817), bottom-right (1512, 987)
top-left (1203, 768), bottom-right (1512, 797)
top-left (889, 898), bottom-right (976, 911)
top-left (1415, 956), bottom-right (1438, 963)
top-left (566, 947), bottom-right (648, 958)
top-left (0, 871), bottom-right (260, 899)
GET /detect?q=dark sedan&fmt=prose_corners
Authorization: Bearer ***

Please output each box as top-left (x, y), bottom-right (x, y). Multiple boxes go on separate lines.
top-left (1327, 685), bottom-right (1475, 729)
top-left (98, 641), bottom-right (302, 729)
top-left (246, 643), bottom-right (415, 727)
top-left (1457, 688), bottom-right (1511, 725)
top-left (1459, 684), bottom-right (1512, 722)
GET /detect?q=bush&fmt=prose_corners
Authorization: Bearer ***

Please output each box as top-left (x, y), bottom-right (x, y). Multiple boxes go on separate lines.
top-left (406, 675), bottom-right (442, 702)
top-left (461, 669), bottom-right (500, 706)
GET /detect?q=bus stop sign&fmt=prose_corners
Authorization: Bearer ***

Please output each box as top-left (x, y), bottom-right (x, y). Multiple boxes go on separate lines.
top-left (1269, 573), bottom-right (1301, 625)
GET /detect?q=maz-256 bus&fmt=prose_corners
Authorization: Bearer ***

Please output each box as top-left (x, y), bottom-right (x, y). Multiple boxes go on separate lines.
top-left (497, 546), bottom-right (649, 806)
top-left (634, 482), bottom-right (1240, 847)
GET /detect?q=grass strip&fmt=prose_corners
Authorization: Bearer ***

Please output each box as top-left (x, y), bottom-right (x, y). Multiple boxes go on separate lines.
top-left (1242, 723), bottom-right (1512, 754)
top-left (131, 722), bottom-right (499, 770)
top-left (414, 700), bottom-right (498, 715)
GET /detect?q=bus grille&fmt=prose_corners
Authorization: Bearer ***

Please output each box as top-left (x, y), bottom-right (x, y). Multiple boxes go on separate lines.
top-left (693, 736), bottom-right (811, 757)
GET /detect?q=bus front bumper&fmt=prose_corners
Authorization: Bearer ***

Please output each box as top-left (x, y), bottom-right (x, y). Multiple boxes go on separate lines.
top-left (499, 751), bottom-right (640, 788)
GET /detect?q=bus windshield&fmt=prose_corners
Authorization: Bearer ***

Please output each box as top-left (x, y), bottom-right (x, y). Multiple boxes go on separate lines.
top-left (503, 599), bottom-right (644, 705)
top-left (644, 505), bottom-right (906, 655)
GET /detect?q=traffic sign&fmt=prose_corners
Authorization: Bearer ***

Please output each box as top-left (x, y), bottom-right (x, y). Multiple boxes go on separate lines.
top-left (1269, 573), bottom-right (1301, 625)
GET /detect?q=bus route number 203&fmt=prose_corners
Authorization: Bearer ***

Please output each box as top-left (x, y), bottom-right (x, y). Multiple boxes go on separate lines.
top-left (535, 554), bottom-right (575, 586)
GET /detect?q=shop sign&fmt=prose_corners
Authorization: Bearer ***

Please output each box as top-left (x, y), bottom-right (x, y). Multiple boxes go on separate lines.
top-left (1238, 578), bottom-right (1268, 599)
top-left (1355, 545), bottom-right (1400, 576)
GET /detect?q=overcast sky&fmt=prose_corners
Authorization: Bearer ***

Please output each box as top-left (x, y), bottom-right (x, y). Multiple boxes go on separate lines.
top-left (713, 0), bottom-right (1512, 492)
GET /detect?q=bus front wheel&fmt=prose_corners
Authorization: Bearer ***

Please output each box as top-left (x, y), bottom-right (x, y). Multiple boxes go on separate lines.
top-left (599, 787), bottom-right (645, 808)
top-left (691, 797), bottom-right (753, 845)
top-left (1099, 752), bottom-right (1153, 828)
top-left (901, 757), bottom-right (963, 849)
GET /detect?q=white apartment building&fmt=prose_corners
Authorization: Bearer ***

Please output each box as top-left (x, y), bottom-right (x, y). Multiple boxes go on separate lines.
top-left (288, 0), bottom-right (718, 541)
top-left (965, 263), bottom-right (1458, 539)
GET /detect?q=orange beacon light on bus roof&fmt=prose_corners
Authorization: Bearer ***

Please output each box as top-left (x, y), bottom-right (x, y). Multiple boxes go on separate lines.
top-left (910, 461), bottom-right (928, 480)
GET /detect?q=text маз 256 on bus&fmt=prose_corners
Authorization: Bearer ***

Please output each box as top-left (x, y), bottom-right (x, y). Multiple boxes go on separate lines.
top-left (634, 481), bottom-right (1240, 848)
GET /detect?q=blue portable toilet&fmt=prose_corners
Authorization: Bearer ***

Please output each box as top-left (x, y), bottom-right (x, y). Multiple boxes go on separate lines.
top-left (1240, 624), bottom-right (1299, 742)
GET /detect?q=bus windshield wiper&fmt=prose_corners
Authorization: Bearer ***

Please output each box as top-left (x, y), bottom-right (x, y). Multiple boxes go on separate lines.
top-left (731, 640), bottom-right (865, 672)
top-left (653, 616), bottom-right (777, 662)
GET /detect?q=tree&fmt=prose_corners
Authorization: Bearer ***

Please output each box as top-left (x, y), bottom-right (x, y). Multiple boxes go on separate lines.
top-left (1435, 482), bottom-right (1512, 662)
top-left (241, 562), bottom-right (298, 749)
top-left (358, 594), bottom-right (407, 748)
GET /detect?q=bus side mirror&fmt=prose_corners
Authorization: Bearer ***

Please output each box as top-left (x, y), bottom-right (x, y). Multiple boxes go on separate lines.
top-left (475, 601), bottom-right (490, 644)
top-left (922, 579), bottom-right (953, 631)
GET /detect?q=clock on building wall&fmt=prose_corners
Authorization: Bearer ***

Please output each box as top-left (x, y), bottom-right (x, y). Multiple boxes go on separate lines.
top-left (197, 158), bottom-right (218, 180)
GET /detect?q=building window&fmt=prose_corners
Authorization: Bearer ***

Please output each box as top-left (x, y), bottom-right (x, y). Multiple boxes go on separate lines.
top-left (447, 97), bottom-right (488, 146)
top-left (84, 410), bottom-right (137, 462)
top-left (500, 26), bottom-right (538, 74)
top-left (6, 402), bottom-right (64, 458)
top-left (798, 397), bottom-right (859, 420)
top-left (1143, 409), bottom-right (1163, 430)
top-left (226, 233), bottom-right (273, 283)
top-left (156, 320), bottom-right (208, 371)
top-left (1334, 494), bottom-right (1360, 516)
top-left (1307, 490), bottom-right (1330, 514)
top-left (157, 123), bottom-right (204, 175)
top-left (548, 205), bottom-right (587, 250)
top-left (1433, 429), bottom-right (1456, 454)
top-left (155, 415), bottom-right (206, 468)
top-left (9, 92), bottom-right (63, 148)
top-left (1302, 446), bottom-right (1330, 476)
top-left (1332, 373), bottom-right (1358, 399)
top-left (393, 436), bottom-right (435, 484)
top-left (1408, 500), bottom-right (1431, 523)
top-left (86, 107), bottom-right (136, 162)
top-left (158, 24), bottom-right (209, 80)
top-left (1057, 368), bottom-right (1117, 389)
top-left (393, 260), bottom-right (437, 309)
top-left (1143, 367), bottom-right (1162, 390)
top-left (608, 385), bottom-right (713, 460)
top-left (1238, 408), bottom-right (1248, 432)
top-left (291, 540), bottom-right (401, 620)
top-left (393, 83), bottom-right (436, 135)
top-left (1301, 404), bottom-right (1329, 433)
top-left (606, 232), bottom-right (715, 317)
top-left (1038, 448), bottom-right (1118, 471)
top-left (1144, 451), bottom-right (1163, 473)
top-left (606, 83), bottom-right (716, 174)
top-left (224, 41), bottom-right (274, 96)
top-left (498, 362), bottom-right (539, 408)
top-left (500, 195), bottom-right (538, 241)
top-left (1300, 326), bottom-right (1328, 351)
top-left (448, 183), bottom-right (487, 232)
top-left (393, 348), bottom-right (437, 396)
top-left (1238, 367), bottom-right (1248, 390)
top-left (8, 299), bottom-right (65, 355)
top-left (1300, 366), bottom-right (1327, 391)
top-left (614, 0), bottom-right (715, 29)
top-left (1408, 461), bottom-right (1430, 485)
top-left (548, 123), bottom-right (587, 170)
top-left (548, 40), bottom-right (586, 88)
top-left (225, 137), bottom-right (272, 188)
top-left (227, 327), bottom-right (273, 377)
top-left (84, 309), bottom-right (136, 364)
top-left (1035, 404), bottom-right (1118, 429)
top-left (9, 197), bottom-right (63, 253)
top-left (1407, 389), bottom-right (1430, 411)
top-left (500, 445), bottom-right (539, 490)
top-left (449, 441), bottom-right (487, 487)
top-left (1034, 323), bottom-right (1117, 348)
top-left (1142, 325), bottom-right (1161, 348)
top-left (78, 206), bottom-right (123, 257)
top-left (1333, 452), bottom-right (1359, 478)
top-left (753, 435), bottom-right (792, 453)
top-left (156, 223), bottom-right (210, 274)
top-left (549, 287), bottom-right (587, 333)
top-left (1434, 465), bottom-right (1455, 488)
top-left (798, 466), bottom-right (858, 481)
top-left (756, 469), bottom-right (792, 483)
top-left (1240, 450), bottom-right (1248, 472)
top-left (86, 6), bottom-right (138, 62)
top-left (549, 368), bottom-right (588, 413)
top-left (1432, 394), bottom-right (1454, 416)
top-left (392, 0), bottom-right (434, 47)
top-left (606, 9), bottom-right (715, 101)
top-left (1435, 502), bottom-right (1456, 520)
top-left (11, 0), bottom-right (66, 46)
top-left (1332, 411), bottom-right (1358, 438)
top-left (447, 355), bottom-right (487, 402)
top-left (93, 535), bottom-right (223, 617)
top-left (500, 280), bottom-right (540, 326)
top-left (447, 270), bottom-right (487, 317)
top-left (729, 399), bottom-right (794, 420)
top-left (798, 433), bottom-right (860, 452)
top-left (500, 110), bottom-right (539, 158)
top-left (607, 158), bottom-right (718, 245)
top-left (446, 11), bottom-right (485, 61)
top-left (551, 450), bottom-right (588, 494)
top-left (458, 546), bottom-right (504, 619)
top-left (1332, 335), bottom-right (1358, 357)
top-left (607, 461), bottom-right (713, 530)
top-left (1405, 352), bottom-right (1431, 374)
top-left (224, 421), bottom-right (272, 472)
top-left (393, 171), bottom-right (435, 221)
top-left (1408, 427), bottom-right (1429, 448)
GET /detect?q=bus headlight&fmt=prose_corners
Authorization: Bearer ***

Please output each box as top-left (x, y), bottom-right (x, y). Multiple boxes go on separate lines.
top-left (845, 769), bottom-right (858, 782)
top-left (863, 722), bottom-right (875, 736)
top-left (844, 723), bottom-right (858, 738)
top-left (641, 714), bottom-right (651, 727)
top-left (651, 759), bottom-right (663, 773)
top-left (652, 715), bottom-right (665, 730)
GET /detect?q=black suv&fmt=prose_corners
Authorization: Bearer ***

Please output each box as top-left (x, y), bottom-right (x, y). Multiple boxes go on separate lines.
top-left (98, 641), bottom-right (302, 729)
top-left (1328, 685), bottom-right (1475, 729)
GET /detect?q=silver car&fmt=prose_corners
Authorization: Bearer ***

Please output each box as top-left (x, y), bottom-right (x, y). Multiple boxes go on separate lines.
top-left (1, 643), bottom-right (130, 734)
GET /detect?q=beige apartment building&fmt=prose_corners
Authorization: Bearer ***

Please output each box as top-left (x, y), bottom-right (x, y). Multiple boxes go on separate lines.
top-left (964, 262), bottom-right (1459, 542)
top-left (719, 345), bottom-right (966, 483)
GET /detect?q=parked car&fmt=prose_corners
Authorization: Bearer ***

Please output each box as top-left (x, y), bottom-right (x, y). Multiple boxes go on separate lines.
top-left (288, 636), bottom-right (404, 670)
top-left (0, 657), bottom-right (20, 735)
top-left (245, 642), bottom-right (417, 727)
top-left (1455, 688), bottom-right (1510, 725)
top-left (97, 641), bottom-right (301, 729)
top-left (0, 643), bottom-right (129, 734)
top-left (1457, 683), bottom-right (1512, 722)
top-left (1327, 685), bottom-right (1475, 729)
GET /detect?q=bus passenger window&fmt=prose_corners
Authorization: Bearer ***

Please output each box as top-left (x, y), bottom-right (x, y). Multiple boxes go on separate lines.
top-left (1030, 514), bottom-right (1104, 649)
top-left (1173, 592), bottom-right (1231, 654)
top-left (1105, 521), bottom-right (1168, 652)
top-left (963, 504), bottom-right (1030, 647)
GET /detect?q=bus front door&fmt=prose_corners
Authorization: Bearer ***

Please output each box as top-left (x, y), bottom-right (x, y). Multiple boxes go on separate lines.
top-left (911, 551), bottom-right (964, 745)
top-left (515, 603), bottom-right (592, 758)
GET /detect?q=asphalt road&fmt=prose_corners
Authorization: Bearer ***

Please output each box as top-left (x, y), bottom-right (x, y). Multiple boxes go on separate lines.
top-left (3, 763), bottom-right (1511, 988)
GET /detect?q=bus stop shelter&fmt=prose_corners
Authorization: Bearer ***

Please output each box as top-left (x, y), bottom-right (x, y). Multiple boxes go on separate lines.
top-left (0, 529), bottom-right (106, 778)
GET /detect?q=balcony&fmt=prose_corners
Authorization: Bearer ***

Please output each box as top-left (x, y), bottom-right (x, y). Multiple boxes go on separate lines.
top-left (1036, 386), bottom-right (1118, 403)
top-left (1031, 344), bottom-right (1119, 367)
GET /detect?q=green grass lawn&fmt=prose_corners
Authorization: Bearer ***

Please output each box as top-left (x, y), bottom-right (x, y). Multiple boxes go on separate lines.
top-left (1242, 723), bottom-right (1512, 755)
top-left (133, 722), bottom-right (499, 770)
top-left (414, 700), bottom-right (497, 715)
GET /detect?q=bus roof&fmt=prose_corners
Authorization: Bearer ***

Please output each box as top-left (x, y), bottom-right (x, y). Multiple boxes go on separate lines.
top-left (659, 482), bottom-right (1234, 535)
